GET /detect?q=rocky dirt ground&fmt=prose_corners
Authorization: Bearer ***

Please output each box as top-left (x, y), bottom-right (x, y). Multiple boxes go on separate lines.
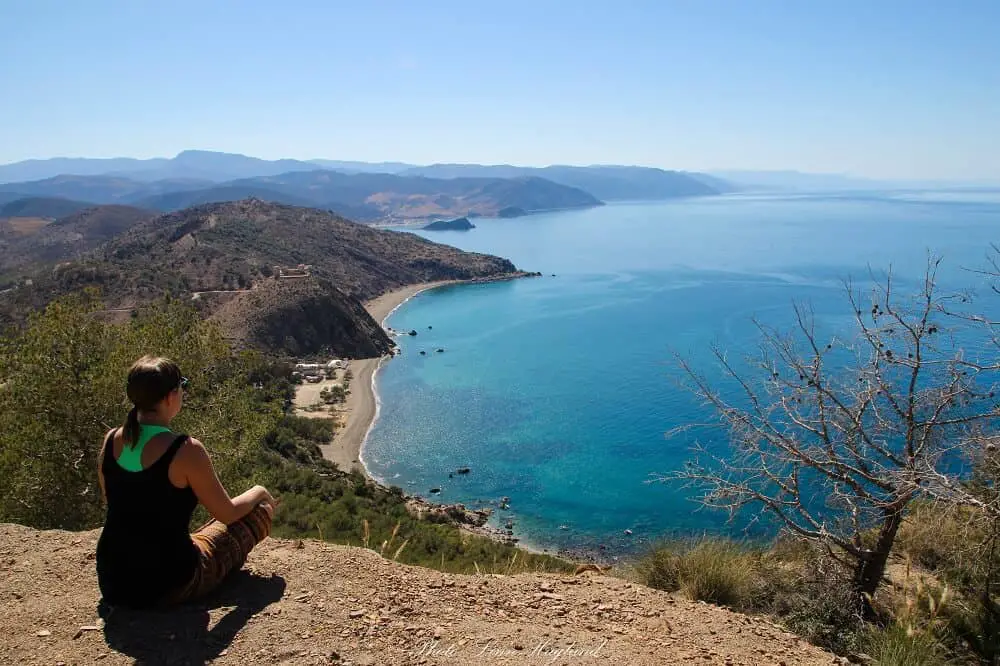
top-left (1, 524), bottom-right (839, 665)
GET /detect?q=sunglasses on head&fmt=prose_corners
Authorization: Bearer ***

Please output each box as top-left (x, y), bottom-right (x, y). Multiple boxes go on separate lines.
top-left (178, 377), bottom-right (189, 391)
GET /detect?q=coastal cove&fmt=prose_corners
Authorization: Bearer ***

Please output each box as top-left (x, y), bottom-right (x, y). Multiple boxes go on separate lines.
top-left (317, 277), bottom-right (538, 476)
top-left (362, 192), bottom-right (1000, 559)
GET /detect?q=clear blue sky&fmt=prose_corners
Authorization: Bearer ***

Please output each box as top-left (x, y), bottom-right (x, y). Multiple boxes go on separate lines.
top-left (2, 0), bottom-right (998, 179)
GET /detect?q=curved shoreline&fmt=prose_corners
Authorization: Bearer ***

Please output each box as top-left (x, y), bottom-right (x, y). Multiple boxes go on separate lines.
top-left (321, 273), bottom-right (560, 550)
top-left (325, 274), bottom-right (538, 478)
top-left (355, 280), bottom-right (462, 480)
top-left (322, 281), bottom-right (460, 476)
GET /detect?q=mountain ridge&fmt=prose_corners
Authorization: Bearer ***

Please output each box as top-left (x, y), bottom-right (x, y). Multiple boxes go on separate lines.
top-left (0, 199), bottom-right (523, 356)
top-left (0, 196), bottom-right (96, 219)
top-left (0, 204), bottom-right (155, 277)
top-left (0, 151), bottom-right (322, 184)
top-left (400, 163), bottom-right (732, 199)
top-left (0, 170), bottom-right (603, 222)
top-left (0, 151), bottom-right (729, 188)
top-left (0, 151), bottom-right (734, 215)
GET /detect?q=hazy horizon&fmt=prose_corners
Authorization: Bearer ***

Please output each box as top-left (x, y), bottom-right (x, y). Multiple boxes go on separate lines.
top-left (1, 151), bottom-right (996, 188)
top-left (0, 150), bottom-right (905, 177)
top-left (3, 1), bottom-right (999, 181)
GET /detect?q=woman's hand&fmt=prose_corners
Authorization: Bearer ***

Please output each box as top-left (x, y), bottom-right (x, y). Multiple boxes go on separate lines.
top-left (253, 485), bottom-right (278, 509)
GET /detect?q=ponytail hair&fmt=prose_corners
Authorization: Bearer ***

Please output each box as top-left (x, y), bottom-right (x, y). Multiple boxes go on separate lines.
top-left (122, 355), bottom-right (184, 445)
top-left (123, 406), bottom-right (141, 447)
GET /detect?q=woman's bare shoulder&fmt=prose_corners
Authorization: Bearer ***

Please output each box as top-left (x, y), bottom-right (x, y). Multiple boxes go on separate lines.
top-left (175, 436), bottom-right (209, 462)
top-left (101, 427), bottom-right (120, 449)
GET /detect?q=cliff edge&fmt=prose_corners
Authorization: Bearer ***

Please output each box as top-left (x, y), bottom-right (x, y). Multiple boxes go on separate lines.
top-left (0, 524), bottom-right (836, 665)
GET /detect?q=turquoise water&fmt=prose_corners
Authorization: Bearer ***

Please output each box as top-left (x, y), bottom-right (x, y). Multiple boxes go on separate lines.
top-left (363, 192), bottom-right (1000, 557)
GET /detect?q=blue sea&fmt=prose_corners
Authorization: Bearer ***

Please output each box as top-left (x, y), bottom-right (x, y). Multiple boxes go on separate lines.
top-left (363, 191), bottom-right (1000, 557)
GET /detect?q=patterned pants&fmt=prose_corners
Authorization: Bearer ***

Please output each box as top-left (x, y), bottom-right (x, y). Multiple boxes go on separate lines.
top-left (167, 504), bottom-right (272, 604)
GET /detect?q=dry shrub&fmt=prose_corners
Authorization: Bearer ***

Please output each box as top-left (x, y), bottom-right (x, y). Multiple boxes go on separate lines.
top-left (896, 502), bottom-right (988, 586)
top-left (865, 565), bottom-right (950, 666)
top-left (677, 539), bottom-right (759, 606)
top-left (865, 622), bottom-right (947, 666)
top-left (637, 545), bottom-right (681, 593)
top-left (895, 501), bottom-right (1000, 661)
top-left (636, 538), bottom-right (759, 607)
top-left (766, 552), bottom-right (867, 655)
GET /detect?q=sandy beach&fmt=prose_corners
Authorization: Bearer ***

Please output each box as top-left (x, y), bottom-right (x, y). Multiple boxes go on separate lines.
top-left (298, 274), bottom-right (534, 476)
top-left (317, 281), bottom-right (459, 474)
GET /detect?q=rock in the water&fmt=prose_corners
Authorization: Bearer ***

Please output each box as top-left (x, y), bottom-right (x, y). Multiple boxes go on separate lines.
top-left (419, 350), bottom-right (426, 355)
top-left (456, 467), bottom-right (471, 475)
top-left (408, 330), bottom-right (418, 336)
top-left (436, 348), bottom-right (445, 353)
top-left (429, 487), bottom-right (441, 494)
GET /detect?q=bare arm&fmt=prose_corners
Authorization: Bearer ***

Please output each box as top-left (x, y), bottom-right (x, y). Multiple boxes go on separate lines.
top-left (97, 430), bottom-right (111, 504)
top-left (181, 438), bottom-right (274, 524)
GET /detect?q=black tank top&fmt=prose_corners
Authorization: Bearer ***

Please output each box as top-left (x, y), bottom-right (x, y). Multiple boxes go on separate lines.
top-left (96, 432), bottom-right (200, 607)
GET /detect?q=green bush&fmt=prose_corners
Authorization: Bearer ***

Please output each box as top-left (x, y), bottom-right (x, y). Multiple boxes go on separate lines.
top-left (320, 384), bottom-right (347, 404)
top-left (264, 415), bottom-right (334, 467)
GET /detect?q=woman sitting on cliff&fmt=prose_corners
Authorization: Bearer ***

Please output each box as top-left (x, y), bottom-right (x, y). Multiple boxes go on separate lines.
top-left (96, 355), bottom-right (276, 608)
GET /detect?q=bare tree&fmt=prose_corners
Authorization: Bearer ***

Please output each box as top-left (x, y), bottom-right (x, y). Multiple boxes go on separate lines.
top-left (661, 257), bottom-right (1000, 613)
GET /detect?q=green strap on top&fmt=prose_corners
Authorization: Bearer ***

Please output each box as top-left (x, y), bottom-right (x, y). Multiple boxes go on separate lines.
top-left (117, 424), bottom-right (173, 472)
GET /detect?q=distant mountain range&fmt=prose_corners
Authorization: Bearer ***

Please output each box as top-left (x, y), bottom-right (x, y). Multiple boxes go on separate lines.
top-left (0, 171), bottom-right (603, 222)
top-left (0, 151), bottom-right (731, 194)
top-left (308, 159), bottom-right (415, 175)
top-left (397, 164), bottom-right (732, 200)
top-left (708, 170), bottom-right (886, 192)
top-left (0, 151), bottom-right (327, 184)
top-left (0, 151), bottom-right (734, 223)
